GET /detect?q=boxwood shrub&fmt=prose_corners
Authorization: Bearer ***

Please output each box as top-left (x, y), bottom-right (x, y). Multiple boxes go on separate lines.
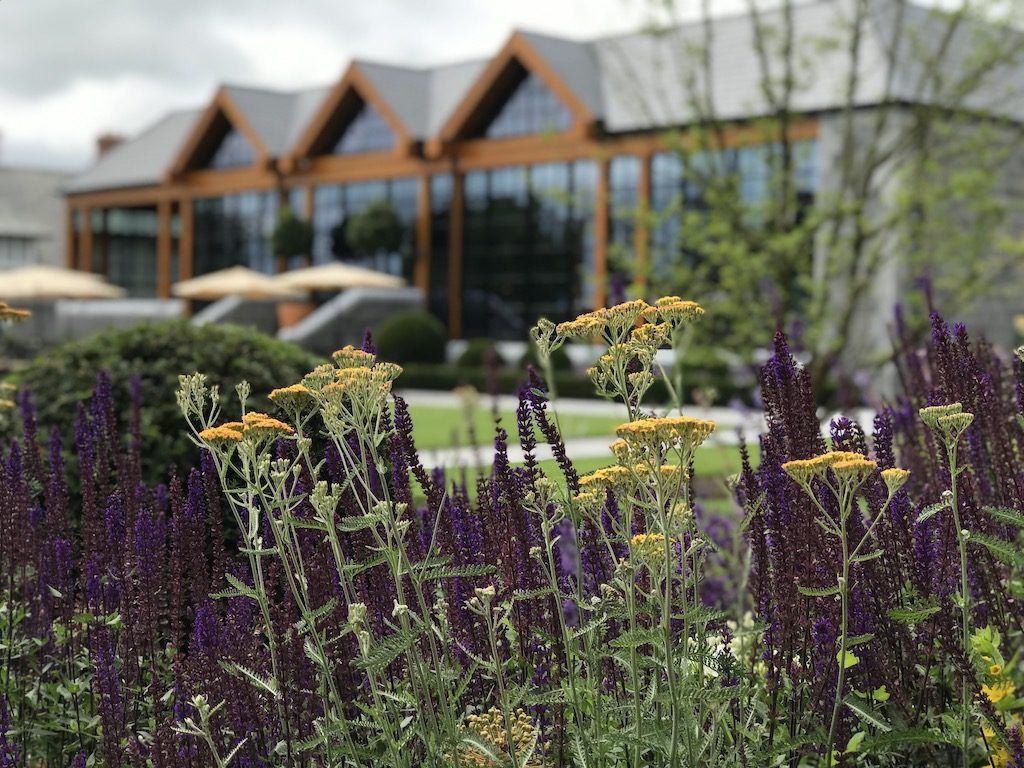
top-left (376, 310), bottom-right (448, 365)
top-left (7, 321), bottom-right (322, 480)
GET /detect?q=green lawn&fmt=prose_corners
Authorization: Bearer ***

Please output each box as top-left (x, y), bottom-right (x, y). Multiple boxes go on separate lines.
top-left (545, 443), bottom-right (758, 481)
top-left (407, 403), bottom-right (623, 451)
top-left (405, 402), bottom-right (756, 505)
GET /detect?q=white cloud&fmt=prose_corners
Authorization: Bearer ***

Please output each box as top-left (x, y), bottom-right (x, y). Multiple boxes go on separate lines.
top-left (0, 0), bottom-right (807, 170)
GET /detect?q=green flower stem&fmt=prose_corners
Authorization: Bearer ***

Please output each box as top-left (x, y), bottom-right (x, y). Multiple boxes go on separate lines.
top-left (482, 602), bottom-right (517, 763)
top-left (824, 506), bottom-right (850, 768)
top-left (947, 442), bottom-right (971, 768)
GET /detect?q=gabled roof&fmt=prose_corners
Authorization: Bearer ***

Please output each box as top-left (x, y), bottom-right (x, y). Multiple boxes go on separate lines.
top-left (286, 57), bottom-right (487, 163)
top-left (518, 31), bottom-right (603, 119)
top-left (222, 84), bottom-right (329, 157)
top-left (66, 0), bottom-right (1024, 196)
top-left (357, 61), bottom-right (431, 139)
top-left (64, 110), bottom-right (200, 194)
top-left (287, 62), bottom-right (416, 162)
top-left (434, 31), bottom-right (600, 146)
top-left (426, 59), bottom-right (489, 137)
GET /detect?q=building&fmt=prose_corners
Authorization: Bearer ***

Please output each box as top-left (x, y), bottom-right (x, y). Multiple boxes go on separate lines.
top-left (63, 1), bottom-right (1024, 347)
top-left (0, 165), bottom-right (70, 269)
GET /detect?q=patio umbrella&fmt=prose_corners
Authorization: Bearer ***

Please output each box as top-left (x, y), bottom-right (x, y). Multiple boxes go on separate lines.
top-left (275, 262), bottom-right (406, 292)
top-left (0, 264), bottom-right (127, 299)
top-left (172, 265), bottom-right (301, 300)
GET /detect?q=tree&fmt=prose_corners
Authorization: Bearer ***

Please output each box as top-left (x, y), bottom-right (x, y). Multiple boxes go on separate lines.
top-left (345, 200), bottom-right (406, 271)
top-left (614, 0), bottom-right (1024, 392)
top-left (271, 204), bottom-right (313, 266)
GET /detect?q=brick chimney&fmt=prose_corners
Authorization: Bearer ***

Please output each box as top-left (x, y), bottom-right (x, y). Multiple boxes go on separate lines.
top-left (96, 132), bottom-right (126, 158)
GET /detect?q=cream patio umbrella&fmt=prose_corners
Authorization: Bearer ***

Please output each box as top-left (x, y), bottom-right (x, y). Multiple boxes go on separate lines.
top-left (171, 265), bottom-right (302, 301)
top-left (0, 264), bottom-right (127, 299)
top-left (275, 262), bottom-right (406, 292)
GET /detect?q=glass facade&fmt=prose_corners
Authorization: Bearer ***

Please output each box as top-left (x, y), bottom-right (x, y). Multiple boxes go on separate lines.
top-left (89, 207), bottom-right (182, 297)
top-left (649, 139), bottom-right (819, 279)
top-left (428, 174), bottom-right (453, 323)
top-left (461, 160), bottom-right (596, 338)
top-left (0, 236), bottom-right (39, 269)
top-left (193, 192), bottom-right (278, 276)
top-left (608, 155), bottom-right (641, 292)
top-left (484, 73), bottom-right (572, 139)
top-left (311, 178), bottom-right (417, 278)
top-left (333, 104), bottom-right (396, 154)
top-left (206, 128), bottom-right (256, 169)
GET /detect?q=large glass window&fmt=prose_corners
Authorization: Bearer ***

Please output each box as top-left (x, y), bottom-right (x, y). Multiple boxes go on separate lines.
top-left (0, 236), bottom-right (38, 269)
top-left (91, 207), bottom-right (159, 296)
top-left (649, 139), bottom-right (819, 278)
top-left (460, 161), bottom-right (596, 339)
top-left (333, 104), bottom-right (396, 155)
top-left (428, 174), bottom-right (453, 324)
top-left (193, 192), bottom-right (277, 276)
top-left (206, 128), bottom-right (256, 170)
top-left (484, 73), bottom-right (573, 139)
top-left (311, 178), bottom-right (416, 279)
top-left (608, 155), bottom-right (641, 295)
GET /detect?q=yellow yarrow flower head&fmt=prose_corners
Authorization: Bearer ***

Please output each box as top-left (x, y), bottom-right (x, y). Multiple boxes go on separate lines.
top-left (783, 451), bottom-right (868, 485)
top-left (198, 424), bottom-right (244, 447)
top-left (630, 532), bottom-right (672, 566)
top-left (830, 457), bottom-right (877, 485)
top-left (331, 345), bottom-right (375, 369)
top-left (324, 366), bottom-right (394, 406)
top-left (644, 298), bottom-right (705, 326)
top-left (610, 438), bottom-right (633, 465)
top-left (936, 411), bottom-right (975, 440)
top-left (604, 299), bottom-right (651, 334)
top-left (572, 490), bottom-right (605, 516)
top-left (301, 364), bottom-right (341, 393)
top-left (983, 679), bottom-right (1016, 705)
top-left (557, 310), bottom-right (607, 339)
top-left (616, 416), bottom-right (716, 458)
top-left (0, 398), bottom-right (14, 411)
top-left (919, 403), bottom-right (964, 430)
top-left (781, 458), bottom-right (821, 485)
top-left (579, 465), bottom-right (633, 493)
top-left (373, 362), bottom-right (404, 383)
top-left (241, 414), bottom-right (294, 442)
top-left (268, 383), bottom-right (314, 413)
top-left (456, 708), bottom-right (545, 768)
top-left (630, 322), bottom-right (672, 348)
top-left (982, 725), bottom-right (1011, 768)
top-left (880, 467), bottom-right (910, 496)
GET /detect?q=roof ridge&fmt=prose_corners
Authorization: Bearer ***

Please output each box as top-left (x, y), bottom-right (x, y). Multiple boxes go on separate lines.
top-left (587, 0), bottom-right (838, 45)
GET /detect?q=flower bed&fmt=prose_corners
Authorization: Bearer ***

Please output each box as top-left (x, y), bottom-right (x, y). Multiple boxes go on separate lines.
top-left (2, 301), bottom-right (1024, 767)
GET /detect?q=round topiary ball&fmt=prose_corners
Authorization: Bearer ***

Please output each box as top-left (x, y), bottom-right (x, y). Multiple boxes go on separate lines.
top-left (375, 310), bottom-right (448, 365)
top-left (456, 338), bottom-right (506, 369)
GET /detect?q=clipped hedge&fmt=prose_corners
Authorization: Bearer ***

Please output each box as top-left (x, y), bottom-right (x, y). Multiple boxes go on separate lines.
top-left (8, 321), bottom-right (322, 480)
top-left (456, 338), bottom-right (507, 368)
top-left (376, 310), bottom-right (448, 365)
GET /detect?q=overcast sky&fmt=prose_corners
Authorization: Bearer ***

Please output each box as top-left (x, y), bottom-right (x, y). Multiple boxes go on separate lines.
top-left (0, 0), bottom-right (781, 171)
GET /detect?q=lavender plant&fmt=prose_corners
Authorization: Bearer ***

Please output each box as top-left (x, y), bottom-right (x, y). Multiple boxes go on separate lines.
top-left (8, 300), bottom-right (1024, 767)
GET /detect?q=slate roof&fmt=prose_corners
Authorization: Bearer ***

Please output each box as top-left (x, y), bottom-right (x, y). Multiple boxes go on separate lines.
top-left (64, 110), bottom-right (200, 193)
top-left (67, 0), bottom-right (1023, 195)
